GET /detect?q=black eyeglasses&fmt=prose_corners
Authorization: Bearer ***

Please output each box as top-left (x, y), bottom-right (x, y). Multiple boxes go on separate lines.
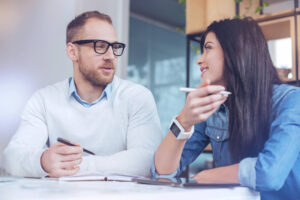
top-left (72, 39), bottom-right (126, 56)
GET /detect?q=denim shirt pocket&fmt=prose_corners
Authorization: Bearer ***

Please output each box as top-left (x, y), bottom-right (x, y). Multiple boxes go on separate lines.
top-left (205, 126), bottom-right (229, 166)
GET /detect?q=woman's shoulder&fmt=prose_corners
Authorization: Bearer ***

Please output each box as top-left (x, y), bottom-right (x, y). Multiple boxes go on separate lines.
top-left (272, 84), bottom-right (300, 111)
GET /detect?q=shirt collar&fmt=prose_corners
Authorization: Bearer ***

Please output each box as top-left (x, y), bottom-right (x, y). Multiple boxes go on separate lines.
top-left (217, 103), bottom-right (226, 113)
top-left (68, 77), bottom-right (112, 107)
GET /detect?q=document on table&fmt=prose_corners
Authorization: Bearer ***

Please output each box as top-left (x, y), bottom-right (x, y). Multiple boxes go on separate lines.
top-left (58, 171), bottom-right (143, 182)
top-left (0, 176), bottom-right (19, 183)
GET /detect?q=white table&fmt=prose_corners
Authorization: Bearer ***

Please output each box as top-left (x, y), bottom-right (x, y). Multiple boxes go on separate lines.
top-left (0, 177), bottom-right (260, 200)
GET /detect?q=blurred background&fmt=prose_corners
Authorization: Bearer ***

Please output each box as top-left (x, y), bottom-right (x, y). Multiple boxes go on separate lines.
top-left (0, 0), bottom-right (297, 174)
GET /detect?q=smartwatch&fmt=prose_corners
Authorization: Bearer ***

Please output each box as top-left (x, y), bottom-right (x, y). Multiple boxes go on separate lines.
top-left (169, 117), bottom-right (194, 140)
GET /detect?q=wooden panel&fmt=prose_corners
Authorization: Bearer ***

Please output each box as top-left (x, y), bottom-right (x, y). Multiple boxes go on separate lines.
top-left (203, 143), bottom-right (212, 152)
top-left (254, 9), bottom-right (294, 22)
top-left (186, 0), bottom-right (206, 34)
top-left (259, 17), bottom-right (296, 81)
top-left (259, 17), bottom-right (291, 40)
top-left (186, 0), bottom-right (235, 34)
top-left (205, 0), bottom-right (235, 26)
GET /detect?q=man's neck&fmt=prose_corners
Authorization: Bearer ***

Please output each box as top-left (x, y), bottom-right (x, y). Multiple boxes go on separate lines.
top-left (74, 77), bottom-right (105, 103)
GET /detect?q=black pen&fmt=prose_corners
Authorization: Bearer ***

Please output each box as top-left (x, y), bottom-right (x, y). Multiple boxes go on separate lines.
top-left (57, 137), bottom-right (95, 155)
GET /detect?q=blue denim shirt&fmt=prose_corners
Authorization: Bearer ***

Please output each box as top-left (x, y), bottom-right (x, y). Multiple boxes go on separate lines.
top-left (151, 84), bottom-right (300, 199)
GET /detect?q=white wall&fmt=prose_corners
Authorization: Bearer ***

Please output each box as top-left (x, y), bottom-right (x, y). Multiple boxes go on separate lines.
top-left (0, 0), bottom-right (129, 166)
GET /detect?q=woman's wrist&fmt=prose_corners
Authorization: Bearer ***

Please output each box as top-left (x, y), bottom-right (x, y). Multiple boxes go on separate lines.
top-left (176, 114), bottom-right (193, 131)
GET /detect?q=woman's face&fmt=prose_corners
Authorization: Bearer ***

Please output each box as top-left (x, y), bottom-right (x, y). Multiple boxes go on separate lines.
top-left (197, 32), bottom-right (225, 86)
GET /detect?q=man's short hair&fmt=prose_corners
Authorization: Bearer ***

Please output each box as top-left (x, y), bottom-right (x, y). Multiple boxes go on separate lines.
top-left (66, 11), bottom-right (112, 44)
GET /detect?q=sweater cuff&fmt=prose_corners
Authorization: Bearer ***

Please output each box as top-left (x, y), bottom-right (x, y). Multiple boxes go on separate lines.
top-left (79, 155), bottom-right (97, 173)
top-left (238, 157), bottom-right (257, 189)
top-left (33, 148), bottom-right (48, 177)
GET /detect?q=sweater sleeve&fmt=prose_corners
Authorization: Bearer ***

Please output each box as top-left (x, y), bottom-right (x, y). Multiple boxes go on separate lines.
top-left (79, 88), bottom-right (163, 177)
top-left (2, 92), bottom-right (49, 177)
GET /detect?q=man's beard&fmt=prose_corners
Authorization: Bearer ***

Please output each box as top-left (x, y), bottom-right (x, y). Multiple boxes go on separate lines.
top-left (78, 61), bottom-right (115, 87)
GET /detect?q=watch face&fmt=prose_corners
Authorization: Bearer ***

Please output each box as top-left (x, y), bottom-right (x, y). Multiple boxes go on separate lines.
top-left (170, 122), bottom-right (180, 137)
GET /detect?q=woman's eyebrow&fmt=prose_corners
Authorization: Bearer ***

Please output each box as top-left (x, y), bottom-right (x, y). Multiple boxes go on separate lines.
top-left (204, 41), bottom-right (213, 46)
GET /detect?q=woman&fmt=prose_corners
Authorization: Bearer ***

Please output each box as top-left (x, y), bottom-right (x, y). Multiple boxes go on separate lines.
top-left (151, 17), bottom-right (300, 199)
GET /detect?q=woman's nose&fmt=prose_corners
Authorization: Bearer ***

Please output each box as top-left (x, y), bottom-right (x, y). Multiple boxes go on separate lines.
top-left (196, 54), bottom-right (204, 66)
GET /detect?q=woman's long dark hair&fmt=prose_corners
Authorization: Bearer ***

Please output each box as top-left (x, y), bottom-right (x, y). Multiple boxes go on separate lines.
top-left (200, 17), bottom-right (281, 162)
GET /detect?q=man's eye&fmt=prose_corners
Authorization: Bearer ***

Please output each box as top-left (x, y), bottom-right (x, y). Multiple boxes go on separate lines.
top-left (113, 44), bottom-right (122, 49)
top-left (96, 45), bottom-right (106, 48)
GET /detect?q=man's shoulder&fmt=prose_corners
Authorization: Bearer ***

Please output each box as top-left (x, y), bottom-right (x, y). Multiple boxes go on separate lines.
top-left (112, 76), bottom-right (152, 98)
top-left (32, 79), bottom-right (69, 100)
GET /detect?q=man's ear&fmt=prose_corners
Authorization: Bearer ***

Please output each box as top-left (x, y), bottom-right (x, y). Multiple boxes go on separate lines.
top-left (66, 43), bottom-right (78, 61)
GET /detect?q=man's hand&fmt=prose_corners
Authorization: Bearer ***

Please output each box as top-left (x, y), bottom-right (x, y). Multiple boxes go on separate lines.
top-left (41, 142), bottom-right (83, 177)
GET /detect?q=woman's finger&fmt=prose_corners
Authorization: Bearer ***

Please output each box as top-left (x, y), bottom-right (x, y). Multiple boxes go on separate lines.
top-left (189, 85), bottom-right (225, 98)
top-left (188, 93), bottom-right (227, 108)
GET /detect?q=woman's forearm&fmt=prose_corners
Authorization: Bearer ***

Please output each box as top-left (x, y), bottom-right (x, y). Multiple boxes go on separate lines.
top-left (154, 131), bottom-right (187, 175)
top-left (193, 164), bottom-right (240, 184)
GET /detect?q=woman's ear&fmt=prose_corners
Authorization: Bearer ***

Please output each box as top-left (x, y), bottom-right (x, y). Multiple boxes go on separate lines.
top-left (66, 43), bottom-right (78, 62)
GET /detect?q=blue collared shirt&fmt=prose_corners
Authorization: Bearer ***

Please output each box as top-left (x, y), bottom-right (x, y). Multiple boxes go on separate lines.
top-left (151, 84), bottom-right (300, 199)
top-left (68, 77), bottom-right (112, 107)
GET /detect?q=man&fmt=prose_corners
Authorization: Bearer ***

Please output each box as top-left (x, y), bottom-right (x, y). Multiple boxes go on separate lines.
top-left (2, 11), bottom-right (162, 178)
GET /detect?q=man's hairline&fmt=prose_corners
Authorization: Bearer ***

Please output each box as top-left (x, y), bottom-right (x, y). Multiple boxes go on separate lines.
top-left (68, 17), bottom-right (114, 43)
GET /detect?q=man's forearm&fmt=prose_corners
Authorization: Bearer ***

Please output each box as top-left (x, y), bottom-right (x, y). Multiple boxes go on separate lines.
top-left (79, 148), bottom-right (155, 177)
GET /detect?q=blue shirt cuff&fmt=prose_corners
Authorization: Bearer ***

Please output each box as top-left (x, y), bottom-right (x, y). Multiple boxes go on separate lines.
top-left (238, 157), bottom-right (257, 189)
top-left (150, 161), bottom-right (180, 179)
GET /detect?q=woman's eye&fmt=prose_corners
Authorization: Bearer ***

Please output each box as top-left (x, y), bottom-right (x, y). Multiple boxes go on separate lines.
top-left (205, 46), bottom-right (211, 50)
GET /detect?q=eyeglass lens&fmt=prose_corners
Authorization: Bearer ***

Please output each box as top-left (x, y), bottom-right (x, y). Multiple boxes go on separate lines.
top-left (95, 41), bottom-right (124, 56)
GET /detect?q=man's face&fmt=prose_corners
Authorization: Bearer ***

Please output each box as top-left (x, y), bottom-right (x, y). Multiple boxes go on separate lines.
top-left (75, 18), bottom-right (118, 87)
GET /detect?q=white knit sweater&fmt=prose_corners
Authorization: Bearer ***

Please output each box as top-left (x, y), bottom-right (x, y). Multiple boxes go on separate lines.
top-left (2, 76), bottom-right (163, 177)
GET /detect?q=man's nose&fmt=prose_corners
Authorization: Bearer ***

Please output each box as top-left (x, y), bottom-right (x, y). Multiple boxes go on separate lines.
top-left (103, 46), bottom-right (115, 60)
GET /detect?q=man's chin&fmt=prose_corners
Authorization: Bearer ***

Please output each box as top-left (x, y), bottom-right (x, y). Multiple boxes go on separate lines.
top-left (92, 74), bottom-right (114, 86)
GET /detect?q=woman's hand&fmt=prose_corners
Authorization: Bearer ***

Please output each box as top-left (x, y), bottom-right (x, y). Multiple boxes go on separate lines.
top-left (192, 164), bottom-right (240, 184)
top-left (177, 80), bottom-right (228, 131)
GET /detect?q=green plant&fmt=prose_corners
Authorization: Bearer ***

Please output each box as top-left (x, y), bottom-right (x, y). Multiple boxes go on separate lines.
top-left (235, 0), bottom-right (270, 18)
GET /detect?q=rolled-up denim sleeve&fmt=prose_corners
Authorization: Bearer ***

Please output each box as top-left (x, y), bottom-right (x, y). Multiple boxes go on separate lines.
top-left (238, 157), bottom-right (257, 189)
top-left (150, 161), bottom-right (181, 179)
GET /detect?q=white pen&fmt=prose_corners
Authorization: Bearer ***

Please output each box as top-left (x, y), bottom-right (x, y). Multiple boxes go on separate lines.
top-left (179, 87), bottom-right (232, 95)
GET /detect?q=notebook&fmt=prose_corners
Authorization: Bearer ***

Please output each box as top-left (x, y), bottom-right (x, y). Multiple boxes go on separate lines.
top-left (59, 171), bottom-right (143, 182)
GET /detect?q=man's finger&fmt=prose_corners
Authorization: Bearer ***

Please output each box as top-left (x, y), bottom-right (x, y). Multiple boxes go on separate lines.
top-left (50, 166), bottom-right (80, 178)
top-left (60, 153), bottom-right (82, 162)
top-left (60, 158), bottom-right (82, 170)
top-left (60, 166), bottom-right (80, 177)
top-left (55, 145), bottom-right (83, 155)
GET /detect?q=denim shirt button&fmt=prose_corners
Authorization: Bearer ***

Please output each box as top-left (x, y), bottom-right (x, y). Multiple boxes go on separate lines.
top-left (217, 136), bottom-right (220, 140)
